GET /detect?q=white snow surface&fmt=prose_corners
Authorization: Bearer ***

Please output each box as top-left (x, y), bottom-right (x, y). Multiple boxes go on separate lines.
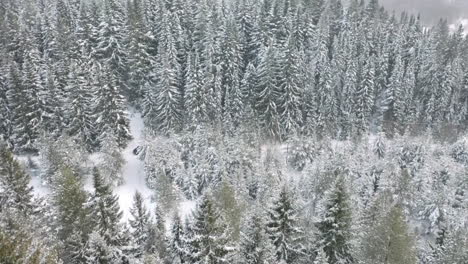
top-left (114, 109), bottom-right (153, 221)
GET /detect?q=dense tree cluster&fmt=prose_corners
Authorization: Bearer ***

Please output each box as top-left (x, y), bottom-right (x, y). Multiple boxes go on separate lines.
top-left (3, 131), bottom-right (468, 263)
top-left (1, 0), bottom-right (468, 263)
top-left (1, 0), bottom-right (468, 153)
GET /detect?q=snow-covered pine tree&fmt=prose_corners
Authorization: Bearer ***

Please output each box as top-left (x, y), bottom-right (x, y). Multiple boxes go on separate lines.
top-left (95, 0), bottom-right (129, 94)
top-left (388, 53), bottom-right (404, 133)
top-left (54, 0), bottom-right (74, 56)
top-left (255, 43), bottom-right (281, 140)
top-left (10, 42), bottom-right (44, 153)
top-left (66, 61), bottom-right (97, 151)
top-left (235, 0), bottom-right (258, 66)
top-left (203, 48), bottom-right (224, 126)
top-left (339, 49), bottom-right (358, 139)
top-left (311, 14), bottom-right (337, 137)
top-left (373, 132), bottom-right (386, 159)
top-left (41, 69), bottom-right (64, 139)
top-left (88, 167), bottom-right (128, 260)
top-left (354, 55), bottom-right (376, 136)
top-left (361, 204), bottom-right (417, 264)
top-left (267, 186), bottom-right (305, 263)
top-left (129, 191), bottom-right (151, 260)
top-left (0, 229), bottom-right (61, 263)
top-left (146, 205), bottom-right (170, 263)
top-left (0, 145), bottom-right (35, 215)
top-left (0, 63), bottom-right (10, 143)
top-left (1, 0), bottom-right (22, 65)
top-left (169, 213), bottom-right (186, 264)
top-left (221, 15), bottom-right (244, 130)
top-left (240, 62), bottom-right (257, 120)
top-left (184, 51), bottom-right (208, 126)
top-left (94, 64), bottom-right (132, 148)
top-left (152, 31), bottom-right (183, 134)
top-left (318, 176), bottom-right (353, 264)
top-left (51, 0), bottom-right (74, 93)
top-left (239, 208), bottom-right (276, 264)
top-left (127, 0), bottom-right (154, 105)
top-left (304, 0), bottom-right (325, 25)
top-left (277, 35), bottom-right (304, 137)
top-left (75, 0), bottom-right (94, 59)
top-left (52, 166), bottom-right (91, 263)
top-left (186, 193), bottom-right (234, 264)
top-left (84, 231), bottom-right (120, 264)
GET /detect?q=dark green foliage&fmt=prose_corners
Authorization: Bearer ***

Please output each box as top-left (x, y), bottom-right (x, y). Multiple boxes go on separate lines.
top-left (267, 187), bottom-right (305, 263)
top-left (318, 177), bottom-right (352, 264)
top-left (186, 194), bottom-right (233, 264)
top-left (0, 145), bottom-right (34, 214)
top-left (52, 166), bottom-right (90, 263)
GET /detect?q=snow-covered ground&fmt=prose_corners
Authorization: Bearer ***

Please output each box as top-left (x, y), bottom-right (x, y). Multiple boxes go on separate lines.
top-left (114, 109), bottom-right (153, 221)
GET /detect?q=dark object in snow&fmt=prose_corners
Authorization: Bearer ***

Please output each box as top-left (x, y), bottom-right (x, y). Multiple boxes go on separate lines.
top-left (133, 146), bottom-right (143, 155)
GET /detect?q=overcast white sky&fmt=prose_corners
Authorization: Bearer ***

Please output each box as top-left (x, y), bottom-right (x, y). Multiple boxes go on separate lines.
top-left (379, 0), bottom-right (468, 25)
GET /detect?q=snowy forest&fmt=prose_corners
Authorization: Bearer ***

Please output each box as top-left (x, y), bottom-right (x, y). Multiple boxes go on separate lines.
top-left (1, 0), bottom-right (468, 263)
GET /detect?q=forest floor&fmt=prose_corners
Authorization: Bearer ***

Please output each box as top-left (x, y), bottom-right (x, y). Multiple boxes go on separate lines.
top-left (113, 109), bottom-right (153, 221)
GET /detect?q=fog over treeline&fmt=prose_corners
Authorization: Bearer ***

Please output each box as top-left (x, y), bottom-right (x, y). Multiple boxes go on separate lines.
top-left (380, 0), bottom-right (468, 24)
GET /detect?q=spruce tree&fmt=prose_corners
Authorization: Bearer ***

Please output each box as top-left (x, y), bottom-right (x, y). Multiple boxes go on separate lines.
top-left (240, 62), bottom-right (257, 116)
top-left (66, 62), bottom-right (96, 151)
top-left (153, 45), bottom-right (183, 134)
top-left (5, 62), bottom-right (23, 148)
top-left (318, 176), bottom-right (353, 264)
top-left (84, 231), bottom-right (119, 264)
top-left (239, 209), bottom-right (276, 264)
top-left (52, 166), bottom-right (91, 263)
top-left (361, 205), bottom-right (417, 264)
top-left (75, 0), bottom-right (94, 59)
top-left (129, 191), bottom-right (151, 259)
top-left (432, 228), bottom-right (468, 264)
top-left (354, 56), bottom-right (376, 135)
top-left (184, 51), bottom-right (208, 126)
top-left (278, 36), bottom-right (304, 136)
top-left (186, 193), bottom-right (234, 264)
top-left (267, 186), bottom-right (305, 263)
top-left (42, 69), bottom-right (64, 139)
top-left (221, 16), bottom-right (244, 130)
top-left (0, 64), bottom-right (10, 143)
top-left (88, 167), bottom-right (127, 260)
top-left (0, 145), bottom-right (34, 214)
top-left (11, 45), bottom-right (44, 153)
top-left (373, 132), bottom-right (386, 159)
top-left (96, 0), bottom-right (129, 93)
top-left (94, 64), bottom-right (132, 148)
top-left (255, 44), bottom-right (281, 140)
top-left (169, 213), bottom-right (186, 264)
top-left (127, 0), bottom-right (154, 105)
top-left (146, 205), bottom-right (170, 263)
